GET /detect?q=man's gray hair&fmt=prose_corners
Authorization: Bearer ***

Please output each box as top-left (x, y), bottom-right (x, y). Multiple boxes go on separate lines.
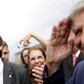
top-left (70, 1), bottom-right (84, 18)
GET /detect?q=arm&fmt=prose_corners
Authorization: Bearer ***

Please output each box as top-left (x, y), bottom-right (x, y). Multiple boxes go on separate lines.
top-left (30, 18), bottom-right (73, 84)
top-left (20, 32), bottom-right (48, 47)
top-left (44, 17), bottom-right (73, 83)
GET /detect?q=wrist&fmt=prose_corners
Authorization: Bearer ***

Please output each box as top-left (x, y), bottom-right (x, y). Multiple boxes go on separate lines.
top-left (46, 62), bottom-right (61, 76)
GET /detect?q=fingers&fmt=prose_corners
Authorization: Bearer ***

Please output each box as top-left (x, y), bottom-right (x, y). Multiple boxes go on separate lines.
top-left (32, 66), bottom-right (44, 84)
top-left (34, 78), bottom-right (43, 83)
top-left (32, 65), bottom-right (44, 76)
top-left (34, 79), bottom-right (43, 84)
top-left (32, 73), bottom-right (43, 79)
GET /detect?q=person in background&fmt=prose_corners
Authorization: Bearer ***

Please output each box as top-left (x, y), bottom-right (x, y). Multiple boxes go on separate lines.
top-left (2, 41), bottom-right (9, 62)
top-left (19, 32), bottom-right (48, 48)
top-left (28, 47), bottom-right (46, 84)
top-left (20, 47), bottom-right (32, 84)
top-left (21, 48), bottom-right (29, 65)
top-left (0, 36), bottom-right (31, 84)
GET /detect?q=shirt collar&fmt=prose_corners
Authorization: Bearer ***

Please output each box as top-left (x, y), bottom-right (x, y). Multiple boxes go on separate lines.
top-left (73, 50), bottom-right (80, 57)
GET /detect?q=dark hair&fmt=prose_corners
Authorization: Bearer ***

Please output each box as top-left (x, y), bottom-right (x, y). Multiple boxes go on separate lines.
top-left (21, 47), bottom-right (29, 64)
top-left (0, 36), bottom-right (3, 46)
top-left (0, 36), bottom-right (3, 57)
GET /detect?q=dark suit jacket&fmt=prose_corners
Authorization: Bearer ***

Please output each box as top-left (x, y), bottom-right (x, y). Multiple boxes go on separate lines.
top-left (63, 53), bottom-right (84, 82)
top-left (43, 53), bottom-right (84, 84)
top-left (3, 62), bottom-right (32, 84)
top-left (44, 61), bottom-right (84, 84)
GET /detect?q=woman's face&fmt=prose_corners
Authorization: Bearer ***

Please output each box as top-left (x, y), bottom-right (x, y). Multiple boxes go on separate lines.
top-left (29, 49), bottom-right (45, 69)
top-left (23, 49), bottom-right (28, 64)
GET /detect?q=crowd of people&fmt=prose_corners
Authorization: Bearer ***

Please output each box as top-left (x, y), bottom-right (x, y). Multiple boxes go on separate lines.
top-left (1, 0), bottom-right (84, 84)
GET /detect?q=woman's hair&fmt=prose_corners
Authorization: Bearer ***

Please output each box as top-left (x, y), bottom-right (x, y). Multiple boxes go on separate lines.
top-left (21, 47), bottom-right (29, 64)
top-left (70, 1), bottom-right (84, 19)
top-left (28, 46), bottom-right (46, 60)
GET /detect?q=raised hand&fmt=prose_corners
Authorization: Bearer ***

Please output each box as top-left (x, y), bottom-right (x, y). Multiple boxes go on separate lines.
top-left (46, 17), bottom-right (74, 76)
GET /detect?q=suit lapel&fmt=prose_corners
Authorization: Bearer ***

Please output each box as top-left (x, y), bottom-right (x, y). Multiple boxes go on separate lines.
top-left (76, 53), bottom-right (84, 65)
top-left (3, 62), bottom-right (13, 84)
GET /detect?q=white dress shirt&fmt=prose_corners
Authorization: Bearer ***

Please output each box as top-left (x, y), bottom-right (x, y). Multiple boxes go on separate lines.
top-left (0, 58), bottom-right (3, 84)
top-left (73, 50), bottom-right (80, 57)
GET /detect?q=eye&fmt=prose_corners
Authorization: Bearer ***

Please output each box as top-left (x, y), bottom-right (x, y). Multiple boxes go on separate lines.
top-left (3, 52), bottom-right (8, 55)
top-left (30, 58), bottom-right (35, 61)
top-left (38, 56), bottom-right (43, 59)
top-left (74, 29), bottom-right (82, 36)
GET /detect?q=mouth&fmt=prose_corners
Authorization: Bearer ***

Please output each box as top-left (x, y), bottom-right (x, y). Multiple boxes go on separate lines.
top-left (34, 63), bottom-right (42, 67)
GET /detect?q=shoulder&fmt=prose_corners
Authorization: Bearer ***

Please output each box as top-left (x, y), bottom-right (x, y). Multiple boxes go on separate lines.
top-left (73, 60), bottom-right (84, 75)
top-left (76, 60), bottom-right (84, 69)
top-left (6, 62), bottom-right (27, 74)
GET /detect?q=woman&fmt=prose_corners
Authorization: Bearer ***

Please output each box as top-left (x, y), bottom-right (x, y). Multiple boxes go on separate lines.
top-left (21, 48), bottom-right (32, 84)
top-left (21, 47), bottom-right (29, 65)
top-left (28, 47), bottom-right (46, 84)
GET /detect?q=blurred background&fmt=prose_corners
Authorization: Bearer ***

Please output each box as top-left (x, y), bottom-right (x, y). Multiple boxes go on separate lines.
top-left (0, 0), bottom-right (80, 62)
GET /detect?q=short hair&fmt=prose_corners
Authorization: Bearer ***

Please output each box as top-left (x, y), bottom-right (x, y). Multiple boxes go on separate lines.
top-left (70, 1), bottom-right (84, 19)
top-left (3, 41), bottom-right (8, 48)
top-left (0, 36), bottom-right (3, 46)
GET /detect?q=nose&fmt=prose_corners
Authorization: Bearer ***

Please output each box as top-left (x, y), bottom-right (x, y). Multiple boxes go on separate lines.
top-left (34, 59), bottom-right (41, 66)
top-left (68, 30), bottom-right (74, 42)
top-left (35, 59), bottom-right (39, 63)
top-left (2, 56), bottom-right (5, 61)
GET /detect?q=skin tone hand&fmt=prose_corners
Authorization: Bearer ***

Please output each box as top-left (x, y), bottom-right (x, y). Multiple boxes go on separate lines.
top-left (32, 64), bottom-right (45, 84)
top-left (19, 34), bottom-right (31, 47)
top-left (19, 32), bottom-right (48, 47)
top-left (46, 17), bottom-right (74, 76)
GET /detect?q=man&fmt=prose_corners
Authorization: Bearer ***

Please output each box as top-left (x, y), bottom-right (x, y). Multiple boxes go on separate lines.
top-left (2, 41), bottom-right (9, 62)
top-left (0, 36), bottom-right (31, 84)
top-left (63, 30), bottom-right (84, 82)
top-left (43, 1), bottom-right (84, 84)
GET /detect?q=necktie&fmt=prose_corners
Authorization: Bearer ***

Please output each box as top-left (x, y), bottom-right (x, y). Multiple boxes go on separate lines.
top-left (73, 54), bottom-right (77, 66)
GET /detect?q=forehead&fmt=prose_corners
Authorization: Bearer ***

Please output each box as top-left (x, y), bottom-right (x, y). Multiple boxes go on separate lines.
top-left (29, 50), bottom-right (43, 57)
top-left (71, 11), bottom-right (84, 31)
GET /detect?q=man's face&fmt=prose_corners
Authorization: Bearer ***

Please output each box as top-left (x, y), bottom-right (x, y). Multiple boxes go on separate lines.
top-left (68, 30), bottom-right (78, 53)
top-left (72, 11), bottom-right (84, 54)
top-left (2, 46), bottom-right (9, 62)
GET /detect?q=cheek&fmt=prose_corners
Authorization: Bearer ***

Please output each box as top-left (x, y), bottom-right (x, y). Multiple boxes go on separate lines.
top-left (74, 36), bottom-right (81, 48)
top-left (30, 61), bottom-right (34, 68)
top-left (39, 58), bottom-right (45, 63)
